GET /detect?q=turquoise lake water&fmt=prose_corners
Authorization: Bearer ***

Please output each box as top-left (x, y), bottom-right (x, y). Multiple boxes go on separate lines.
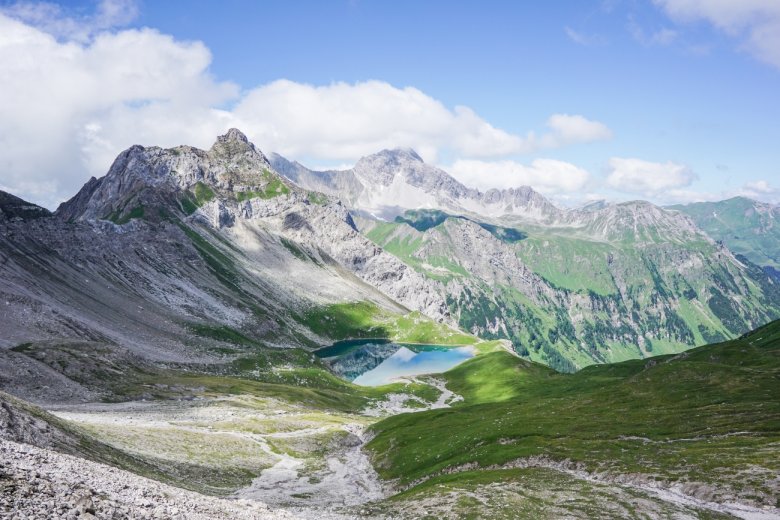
top-left (315, 339), bottom-right (475, 387)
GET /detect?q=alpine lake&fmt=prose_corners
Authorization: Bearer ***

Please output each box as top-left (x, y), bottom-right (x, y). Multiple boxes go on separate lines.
top-left (314, 339), bottom-right (475, 386)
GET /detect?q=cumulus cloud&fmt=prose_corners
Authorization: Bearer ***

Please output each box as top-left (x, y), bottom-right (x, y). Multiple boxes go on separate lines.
top-left (0, 13), bottom-right (238, 208)
top-left (0, 0), bottom-right (138, 41)
top-left (743, 180), bottom-right (774, 194)
top-left (0, 9), bottom-right (613, 208)
top-left (0, 4), bottom-right (613, 208)
top-left (626, 179), bottom-right (780, 206)
top-left (739, 180), bottom-right (779, 203)
top-left (654, 0), bottom-right (780, 68)
top-left (606, 158), bottom-right (697, 197)
top-left (544, 114), bottom-right (613, 145)
top-left (231, 83), bottom-right (611, 162)
top-left (448, 159), bottom-right (591, 194)
top-left (231, 80), bottom-right (527, 161)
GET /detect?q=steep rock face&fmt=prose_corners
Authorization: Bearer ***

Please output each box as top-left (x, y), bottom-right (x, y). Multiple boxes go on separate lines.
top-left (352, 149), bottom-right (475, 200)
top-left (194, 192), bottom-right (451, 323)
top-left (7, 131), bottom-right (452, 350)
top-left (57, 129), bottom-right (281, 223)
top-left (56, 130), bottom-right (452, 323)
top-left (474, 186), bottom-right (561, 221)
top-left (269, 153), bottom-right (363, 204)
top-left (563, 200), bottom-right (706, 244)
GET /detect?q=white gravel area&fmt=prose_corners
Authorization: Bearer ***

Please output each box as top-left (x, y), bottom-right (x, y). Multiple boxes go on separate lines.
top-left (0, 438), bottom-right (301, 520)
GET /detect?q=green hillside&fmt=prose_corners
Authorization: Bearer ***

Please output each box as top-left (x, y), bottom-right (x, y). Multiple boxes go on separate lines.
top-left (367, 320), bottom-right (780, 515)
top-left (362, 209), bottom-right (780, 371)
top-left (671, 197), bottom-right (780, 270)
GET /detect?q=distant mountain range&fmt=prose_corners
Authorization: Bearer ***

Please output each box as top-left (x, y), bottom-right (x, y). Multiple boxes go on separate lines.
top-left (270, 149), bottom-right (561, 222)
top-left (0, 130), bottom-right (777, 376)
top-left (669, 197), bottom-right (780, 275)
top-left (271, 146), bottom-right (780, 370)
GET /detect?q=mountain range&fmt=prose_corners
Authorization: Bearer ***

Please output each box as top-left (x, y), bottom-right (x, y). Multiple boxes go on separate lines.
top-left (1, 129), bottom-right (778, 518)
top-left (0, 130), bottom-right (777, 375)
top-left (670, 197), bottom-right (780, 275)
top-left (271, 144), bottom-right (780, 370)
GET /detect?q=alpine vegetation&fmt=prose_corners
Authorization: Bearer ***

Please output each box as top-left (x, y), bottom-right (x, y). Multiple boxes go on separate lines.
top-left (1, 3), bottom-right (779, 518)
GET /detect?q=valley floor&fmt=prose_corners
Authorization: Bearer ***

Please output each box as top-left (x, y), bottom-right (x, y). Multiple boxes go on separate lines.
top-left (3, 325), bottom-right (780, 519)
top-left (3, 430), bottom-right (761, 520)
top-left (47, 396), bottom-right (384, 513)
top-left (3, 378), bottom-right (776, 519)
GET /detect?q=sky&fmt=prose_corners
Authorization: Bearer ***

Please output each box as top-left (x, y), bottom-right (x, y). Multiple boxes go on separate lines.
top-left (1, 0), bottom-right (779, 209)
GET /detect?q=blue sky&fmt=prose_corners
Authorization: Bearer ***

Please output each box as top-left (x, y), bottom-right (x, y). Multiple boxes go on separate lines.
top-left (1, 0), bottom-right (779, 207)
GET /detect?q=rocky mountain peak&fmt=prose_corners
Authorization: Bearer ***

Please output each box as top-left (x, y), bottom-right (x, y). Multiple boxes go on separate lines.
top-left (368, 148), bottom-right (423, 164)
top-left (220, 128), bottom-right (250, 143)
top-left (572, 198), bottom-right (704, 243)
top-left (209, 128), bottom-right (263, 160)
top-left (56, 130), bottom-right (291, 222)
top-left (352, 148), bottom-right (467, 196)
top-left (387, 147), bottom-right (423, 162)
top-left (483, 185), bottom-right (542, 202)
top-left (579, 199), bottom-right (609, 212)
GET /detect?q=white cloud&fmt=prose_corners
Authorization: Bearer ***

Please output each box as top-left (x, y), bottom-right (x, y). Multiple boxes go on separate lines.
top-left (662, 189), bottom-right (721, 204)
top-left (0, 6), bottom-right (612, 208)
top-left (0, 13), bottom-right (238, 208)
top-left (654, 0), bottom-right (780, 68)
top-left (545, 114), bottom-right (613, 145)
top-left (630, 180), bottom-right (780, 206)
top-left (447, 159), bottom-right (591, 194)
top-left (743, 180), bottom-right (774, 194)
top-left (565, 27), bottom-right (607, 46)
top-left (0, 0), bottom-right (138, 42)
top-left (231, 82), bottom-right (611, 162)
top-left (231, 80), bottom-right (523, 161)
top-left (627, 16), bottom-right (678, 46)
top-left (739, 180), bottom-right (779, 203)
top-left (606, 158), bottom-right (697, 197)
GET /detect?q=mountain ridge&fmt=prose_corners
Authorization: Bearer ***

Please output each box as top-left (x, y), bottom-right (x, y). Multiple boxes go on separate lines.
top-left (270, 148), bottom-right (565, 222)
top-left (3, 130), bottom-right (779, 372)
top-left (269, 148), bottom-right (713, 243)
top-left (670, 196), bottom-right (780, 270)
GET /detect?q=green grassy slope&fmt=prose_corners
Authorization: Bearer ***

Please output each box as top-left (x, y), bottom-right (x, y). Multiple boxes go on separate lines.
top-left (301, 301), bottom-right (475, 345)
top-left (367, 320), bottom-right (780, 508)
top-left (671, 197), bottom-right (780, 270)
top-left (361, 209), bottom-right (780, 372)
